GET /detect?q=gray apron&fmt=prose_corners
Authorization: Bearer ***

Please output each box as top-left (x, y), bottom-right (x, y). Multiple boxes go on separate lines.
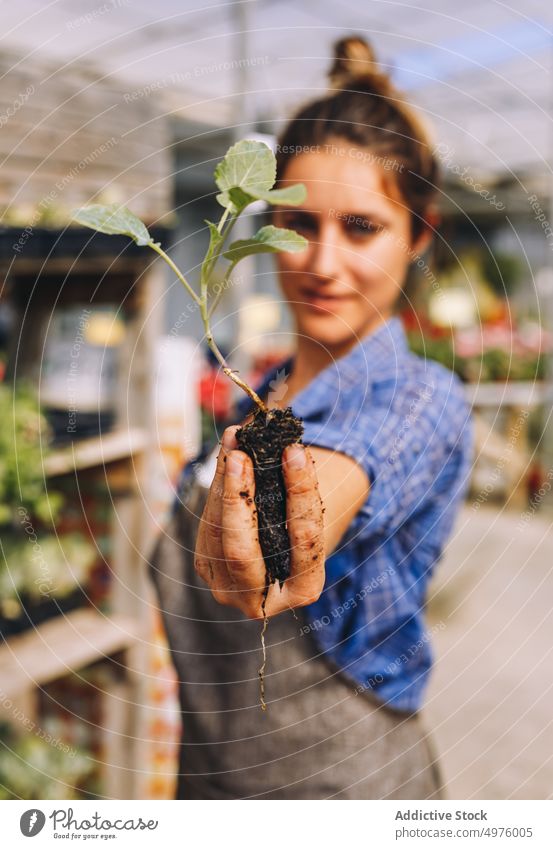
top-left (149, 473), bottom-right (446, 800)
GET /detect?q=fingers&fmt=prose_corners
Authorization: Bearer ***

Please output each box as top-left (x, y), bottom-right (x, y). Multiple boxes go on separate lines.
top-left (220, 424), bottom-right (239, 451)
top-left (197, 428), bottom-right (324, 618)
top-left (194, 518), bottom-right (212, 585)
top-left (282, 443), bottom-right (325, 604)
top-left (222, 450), bottom-right (267, 601)
top-left (194, 426), bottom-right (239, 595)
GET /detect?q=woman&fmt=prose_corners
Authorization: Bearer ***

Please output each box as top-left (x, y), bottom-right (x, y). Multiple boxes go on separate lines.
top-left (150, 36), bottom-right (473, 800)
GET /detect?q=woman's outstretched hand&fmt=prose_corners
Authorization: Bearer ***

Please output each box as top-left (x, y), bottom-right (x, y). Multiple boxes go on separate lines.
top-left (194, 425), bottom-right (326, 620)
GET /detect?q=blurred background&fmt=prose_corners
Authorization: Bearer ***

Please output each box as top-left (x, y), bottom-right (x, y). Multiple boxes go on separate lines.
top-left (1, 0), bottom-right (553, 800)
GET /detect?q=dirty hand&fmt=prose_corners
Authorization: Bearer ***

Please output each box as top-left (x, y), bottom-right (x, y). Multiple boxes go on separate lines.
top-left (194, 425), bottom-right (326, 619)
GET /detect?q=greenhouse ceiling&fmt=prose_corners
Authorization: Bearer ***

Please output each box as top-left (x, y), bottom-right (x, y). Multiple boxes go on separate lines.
top-left (1, 0), bottom-right (552, 181)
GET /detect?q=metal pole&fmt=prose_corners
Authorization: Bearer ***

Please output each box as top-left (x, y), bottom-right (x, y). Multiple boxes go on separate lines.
top-left (539, 37), bottom-right (553, 509)
top-left (227, 0), bottom-right (257, 404)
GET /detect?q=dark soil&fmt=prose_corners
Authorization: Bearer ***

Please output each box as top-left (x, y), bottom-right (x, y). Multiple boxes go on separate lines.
top-left (235, 406), bottom-right (304, 589)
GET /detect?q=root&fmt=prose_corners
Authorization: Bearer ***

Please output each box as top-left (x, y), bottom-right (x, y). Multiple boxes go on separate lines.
top-left (258, 580), bottom-right (271, 711)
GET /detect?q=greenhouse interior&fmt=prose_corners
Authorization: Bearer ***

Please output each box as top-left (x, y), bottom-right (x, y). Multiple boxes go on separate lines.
top-left (1, 0), bottom-right (553, 804)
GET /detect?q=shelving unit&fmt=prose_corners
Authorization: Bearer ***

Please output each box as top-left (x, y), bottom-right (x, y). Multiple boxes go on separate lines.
top-left (0, 233), bottom-right (169, 800)
top-left (0, 609), bottom-right (142, 701)
top-left (466, 382), bottom-right (547, 509)
top-left (44, 427), bottom-right (148, 478)
top-left (0, 44), bottom-right (180, 802)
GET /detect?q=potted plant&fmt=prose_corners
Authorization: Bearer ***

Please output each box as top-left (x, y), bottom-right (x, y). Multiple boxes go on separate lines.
top-left (0, 721), bottom-right (93, 800)
top-left (73, 140), bottom-right (308, 595)
top-left (0, 384), bottom-right (95, 636)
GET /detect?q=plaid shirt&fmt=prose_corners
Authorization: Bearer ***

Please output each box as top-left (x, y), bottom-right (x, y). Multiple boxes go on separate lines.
top-left (232, 316), bottom-right (474, 713)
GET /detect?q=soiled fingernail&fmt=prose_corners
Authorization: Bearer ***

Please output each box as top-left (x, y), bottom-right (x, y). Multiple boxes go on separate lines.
top-left (222, 428), bottom-right (236, 450)
top-left (226, 452), bottom-right (243, 477)
top-left (285, 444), bottom-right (306, 469)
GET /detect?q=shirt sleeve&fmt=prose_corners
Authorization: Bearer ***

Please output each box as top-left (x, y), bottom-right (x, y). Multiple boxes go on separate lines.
top-left (300, 368), bottom-right (473, 541)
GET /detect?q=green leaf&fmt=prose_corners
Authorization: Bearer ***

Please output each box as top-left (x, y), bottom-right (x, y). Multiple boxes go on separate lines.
top-left (219, 186), bottom-right (254, 212)
top-left (201, 219), bottom-right (224, 279)
top-left (220, 183), bottom-right (307, 213)
top-left (223, 225), bottom-right (307, 263)
top-left (214, 140), bottom-right (276, 210)
top-left (248, 184), bottom-right (307, 206)
top-left (72, 203), bottom-right (152, 246)
top-left (204, 220), bottom-right (223, 255)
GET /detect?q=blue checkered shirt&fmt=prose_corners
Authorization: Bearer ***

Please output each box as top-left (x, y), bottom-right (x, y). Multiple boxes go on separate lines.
top-left (231, 316), bottom-right (473, 713)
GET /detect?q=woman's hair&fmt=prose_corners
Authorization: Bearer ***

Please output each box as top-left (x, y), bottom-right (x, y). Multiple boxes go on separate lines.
top-left (275, 35), bottom-right (439, 239)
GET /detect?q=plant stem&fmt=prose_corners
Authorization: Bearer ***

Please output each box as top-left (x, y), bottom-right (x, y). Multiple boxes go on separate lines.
top-left (151, 207), bottom-right (265, 412)
top-left (208, 261), bottom-right (236, 320)
top-left (202, 211), bottom-right (238, 291)
top-left (217, 207), bottom-right (230, 233)
top-left (200, 311), bottom-right (267, 412)
top-left (149, 242), bottom-right (201, 306)
top-left (195, 209), bottom-right (266, 411)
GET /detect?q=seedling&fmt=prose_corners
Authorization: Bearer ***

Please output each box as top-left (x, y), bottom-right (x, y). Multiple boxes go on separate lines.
top-left (73, 140), bottom-right (308, 590)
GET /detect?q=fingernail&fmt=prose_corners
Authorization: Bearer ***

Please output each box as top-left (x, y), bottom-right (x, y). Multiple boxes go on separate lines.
top-left (226, 452), bottom-right (243, 477)
top-left (285, 444), bottom-right (306, 469)
top-left (222, 428), bottom-right (236, 450)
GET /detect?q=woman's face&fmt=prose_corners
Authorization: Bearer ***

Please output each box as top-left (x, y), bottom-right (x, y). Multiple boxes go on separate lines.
top-left (273, 144), bottom-right (429, 358)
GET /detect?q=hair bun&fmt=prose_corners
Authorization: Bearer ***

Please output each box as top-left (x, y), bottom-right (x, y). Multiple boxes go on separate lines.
top-left (329, 36), bottom-right (392, 95)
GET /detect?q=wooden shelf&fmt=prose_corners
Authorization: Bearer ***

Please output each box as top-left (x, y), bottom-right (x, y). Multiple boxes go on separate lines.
top-left (465, 381), bottom-right (551, 408)
top-left (0, 608), bottom-right (143, 700)
top-left (44, 427), bottom-right (148, 477)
